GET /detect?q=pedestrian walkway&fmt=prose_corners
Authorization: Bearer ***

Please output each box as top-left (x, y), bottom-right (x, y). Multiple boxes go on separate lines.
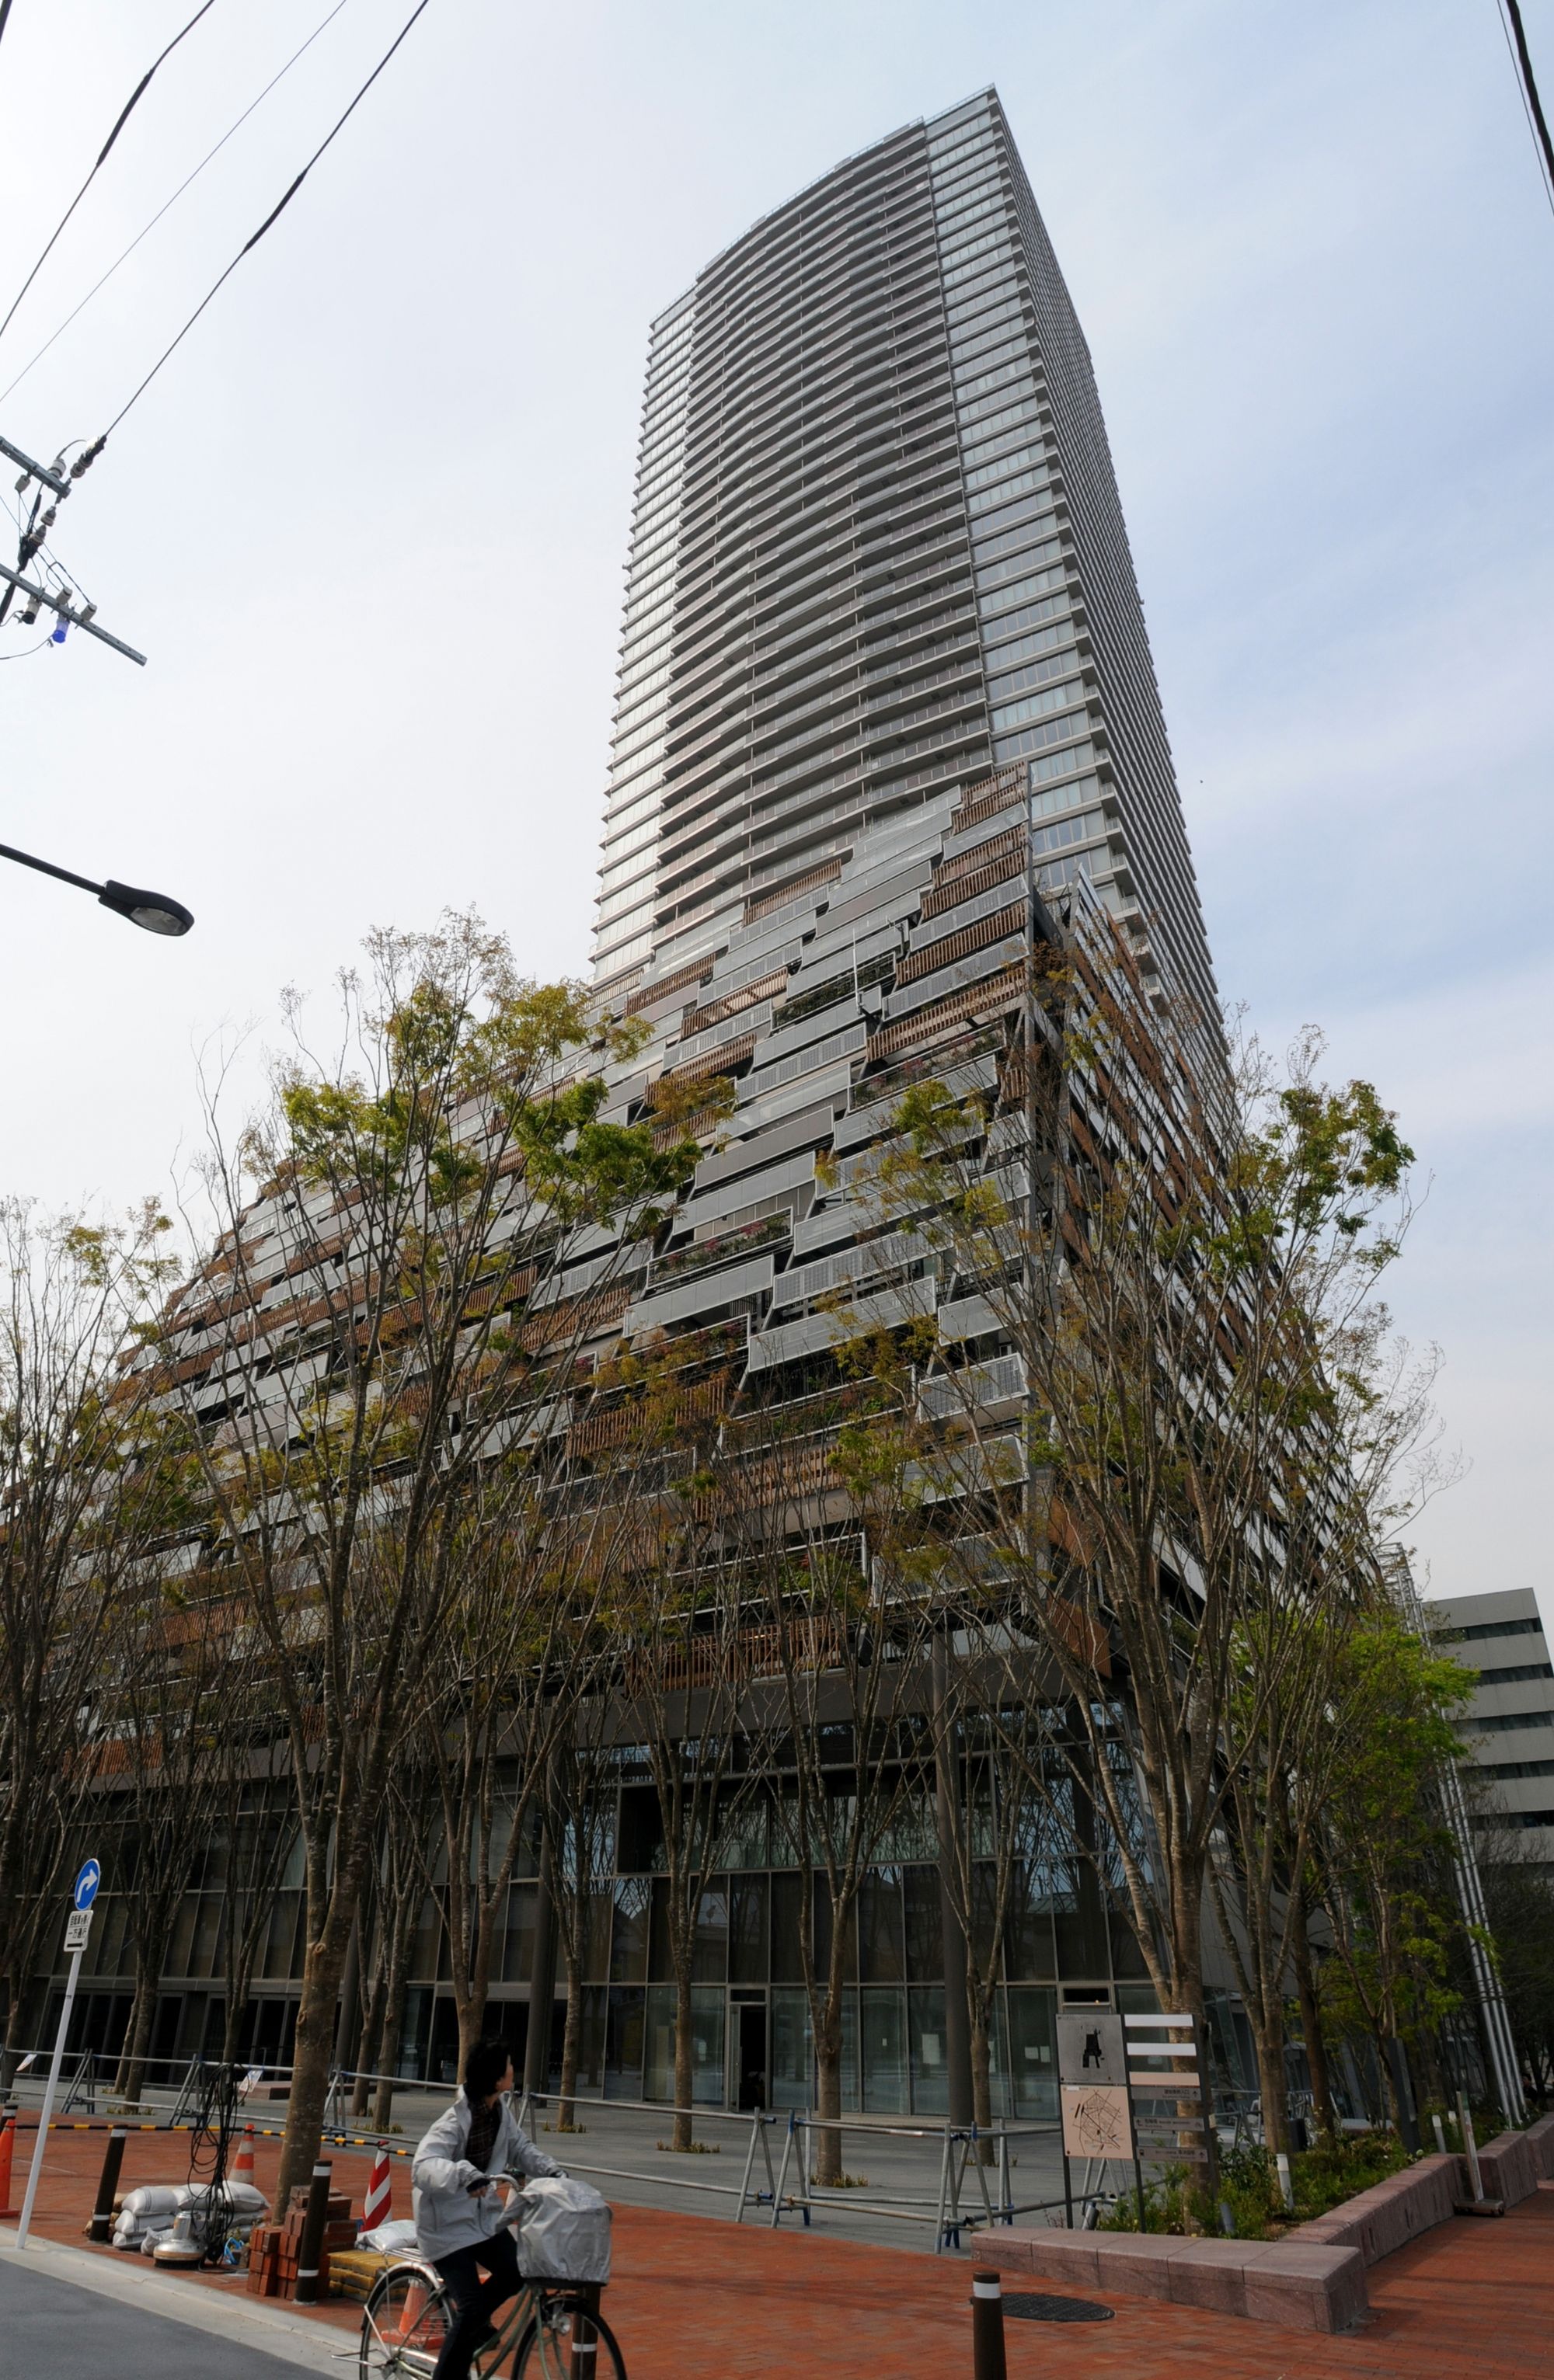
top-left (4, 2117), bottom-right (1550, 2378)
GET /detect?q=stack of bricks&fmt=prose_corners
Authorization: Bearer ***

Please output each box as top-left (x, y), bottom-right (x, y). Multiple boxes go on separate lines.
top-left (245, 2186), bottom-right (356, 2299)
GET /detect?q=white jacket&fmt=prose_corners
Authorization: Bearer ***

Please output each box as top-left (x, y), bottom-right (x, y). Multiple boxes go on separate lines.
top-left (411, 2092), bottom-right (560, 2261)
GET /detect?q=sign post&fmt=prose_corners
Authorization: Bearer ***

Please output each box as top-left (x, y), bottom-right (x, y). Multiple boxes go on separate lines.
top-left (16, 1861), bottom-right (100, 2250)
top-left (1054, 2010), bottom-right (1141, 2230)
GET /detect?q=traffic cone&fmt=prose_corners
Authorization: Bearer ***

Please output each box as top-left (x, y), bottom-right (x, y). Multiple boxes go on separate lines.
top-left (232, 2124), bottom-right (257, 2191)
top-left (363, 2145), bottom-right (392, 2232)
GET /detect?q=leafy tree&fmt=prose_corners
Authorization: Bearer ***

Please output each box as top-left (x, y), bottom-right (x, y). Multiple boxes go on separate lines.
top-left (1312, 1614), bottom-right (1472, 2128)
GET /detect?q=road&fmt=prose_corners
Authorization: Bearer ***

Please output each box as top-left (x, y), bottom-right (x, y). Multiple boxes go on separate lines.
top-left (0, 2253), bottom-right (321, 2379)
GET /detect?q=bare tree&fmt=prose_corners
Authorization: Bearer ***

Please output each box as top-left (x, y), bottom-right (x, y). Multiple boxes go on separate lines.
top-left (731, 1387), bottom-right (936, 2186)
top-left (0, 1199), bottom-right (175, 2086)
top-left (549, 1689), bottom-right (616, 2131)
top-left (99, 1577), bottom-right (235, 2102)
top-left (608, 1366), bottom-right (761, 2153)
top-left (150, 917), bottom-right (695, 2201)
top-left (840, 909), bottom-right (1420, 2159)
top-left (351, 1766), bottom-right (434, 2128)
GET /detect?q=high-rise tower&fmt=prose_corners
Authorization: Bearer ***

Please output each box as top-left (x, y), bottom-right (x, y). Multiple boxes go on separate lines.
top-left (594, 89), bottom-right (1215, 1022)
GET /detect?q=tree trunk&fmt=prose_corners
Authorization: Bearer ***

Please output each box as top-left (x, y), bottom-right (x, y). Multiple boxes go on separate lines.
top-left (969, 1994), bottom-right (996, 2165)
top-left (671, 1969), bottom-right (694, 2152)
top-left (1291, 1912), bottom-right (1336, 2143)
top-left (117, 1898), bottom-right (174, 2103)
top-left (1166, 1881), bottom-right (1218, 2198)
top-left (277, 1922), bottom-right (354, 2206)
top-left (812, 2004), bottom-right (843, 2187)
top-left (1253, 2018), bottom-right (1288, 2155)
top-left (120, 1967), bottom-right (160, 2105)
top-left (371, 1895), bottom-right (420, 2131)
top-left (353, 1965), bottom-right (388, 2120)
top-left (113, 1970), bottom-right (155, 2099)
top-left (1375, 2032), bottom-right (1401, 2131)
top-left (557, 1955), bottom-right (581, 2131)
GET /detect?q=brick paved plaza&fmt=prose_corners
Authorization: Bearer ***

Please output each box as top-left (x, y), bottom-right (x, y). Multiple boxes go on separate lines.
top-left (2, 2121), bottom-right (1550, 2379)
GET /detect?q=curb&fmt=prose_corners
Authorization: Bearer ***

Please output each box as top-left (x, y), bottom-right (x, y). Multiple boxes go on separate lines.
top-left (0, 2229), bottom-right (346, 2373)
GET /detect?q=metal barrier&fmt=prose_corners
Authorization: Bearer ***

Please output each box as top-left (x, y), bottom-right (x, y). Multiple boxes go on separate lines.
top-left (510, 2088), bottom-right (1064, 2253)
top-left (768, 2113), bottom-right (1061, 2252)
top-left (514, 2089), bottom-right (785, 2222)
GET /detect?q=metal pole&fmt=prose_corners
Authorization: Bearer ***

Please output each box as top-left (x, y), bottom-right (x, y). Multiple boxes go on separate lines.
top-left (1457, 2096), bottom-right (1483, 2204)
top-left (970, 2268), bottom-right (1008, 2380)
top-left (770, 2110), bottom-right (795, 2229)
top-left (15, 1941), bottom-right (87, 2249)
top-left (735, 2111), bottom-right (759, 2223)
top-left (932, 1634), bottom-right (974, 2129)
top-left (292, 2159), bottom-right (333, 2305)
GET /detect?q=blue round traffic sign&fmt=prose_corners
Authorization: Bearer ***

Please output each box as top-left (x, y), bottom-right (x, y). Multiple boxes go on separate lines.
top-left (73, 1860), bottom-right (100, 1911)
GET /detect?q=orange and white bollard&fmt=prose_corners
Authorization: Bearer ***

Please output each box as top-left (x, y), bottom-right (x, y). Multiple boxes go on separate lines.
top-left (232, 2123), bottom-right (258, 2190)
top-left (363, 2145), bottom-right (392, 2232)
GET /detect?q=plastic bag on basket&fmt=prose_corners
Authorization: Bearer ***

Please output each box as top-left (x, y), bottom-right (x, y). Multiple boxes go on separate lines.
top-left (513, 2176), bottom-right (611, 2284)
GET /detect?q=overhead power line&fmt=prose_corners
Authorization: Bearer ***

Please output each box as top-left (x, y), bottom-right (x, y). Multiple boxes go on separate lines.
top-left (93, 0), bottom-right (432, 448)
top-left (0, 0), bottom-right (354, 406)
top-left (0, 2), bottom-right (219, 351)
top-left (1497, 0), bottom-right (1554, 219)
top-left (0, 0), bottom-right (16, 65)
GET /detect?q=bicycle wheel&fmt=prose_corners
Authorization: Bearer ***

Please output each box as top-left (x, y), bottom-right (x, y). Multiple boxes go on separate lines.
top-left (510, 2292), bottom-right (626, 2380)
top-left (360, 2263), bottom-right (451, 2378)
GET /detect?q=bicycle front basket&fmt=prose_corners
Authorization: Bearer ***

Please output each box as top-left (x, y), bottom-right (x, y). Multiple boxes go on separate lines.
top-left (513, 2176), bottom-right (611, 2284)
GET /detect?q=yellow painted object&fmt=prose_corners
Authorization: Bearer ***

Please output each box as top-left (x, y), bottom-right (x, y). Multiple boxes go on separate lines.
top-left (326, 2247), bottom-right (394, 2303)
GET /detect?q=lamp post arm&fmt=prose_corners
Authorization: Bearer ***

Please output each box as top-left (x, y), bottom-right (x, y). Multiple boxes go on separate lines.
top-left (0, 840), bottom-right (103, 896)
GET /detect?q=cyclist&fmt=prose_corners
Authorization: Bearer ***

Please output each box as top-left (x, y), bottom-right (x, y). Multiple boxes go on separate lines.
top-left (411, 2036), bottom-right (561, 2380)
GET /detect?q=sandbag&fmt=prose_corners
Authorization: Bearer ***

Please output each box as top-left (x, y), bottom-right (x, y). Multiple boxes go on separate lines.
top-left (359, 2218), bottom-right (418, 2254)
top-left (514, 2176), bottom-right (611, 2284)
top-left (177, 2179), bottom-right (268, 2218)
top-left (120, 2186), bottom-right (181, 2220)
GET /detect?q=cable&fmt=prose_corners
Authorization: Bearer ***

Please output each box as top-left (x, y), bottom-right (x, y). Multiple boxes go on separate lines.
top-left (1, 0), bottom-right (354, 407)
top-left (1498, 0), bottom-right (1554, 220)
top-left (96, 0), bottom-right (433, 447)
top-left (0, 2), bottom-right (218, 351)
top-left (0, 0), bottom-right (16, 64)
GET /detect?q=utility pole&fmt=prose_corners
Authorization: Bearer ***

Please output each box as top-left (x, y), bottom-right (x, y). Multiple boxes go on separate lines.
top-left (0, 431), bottom-right (145, 664)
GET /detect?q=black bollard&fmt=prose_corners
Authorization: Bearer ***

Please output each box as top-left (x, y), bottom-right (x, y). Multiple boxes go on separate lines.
top-left (89, 2126), bottom-right (129, 2243)
top-left (293, 2159), bottom-right (333, 2305)
top-left (971, 2267), bottom-right (1007, 2380)
top-left (569, 2282), bottom-right (600, 2379)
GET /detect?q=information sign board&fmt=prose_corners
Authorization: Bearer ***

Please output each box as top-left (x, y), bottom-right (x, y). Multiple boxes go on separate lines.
top-left (1055, 2010), bottom-right (1127, 2086)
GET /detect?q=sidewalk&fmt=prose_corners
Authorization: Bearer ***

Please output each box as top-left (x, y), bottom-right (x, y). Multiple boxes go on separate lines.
top-left (4, 2119), bottom-right (1550, 2378)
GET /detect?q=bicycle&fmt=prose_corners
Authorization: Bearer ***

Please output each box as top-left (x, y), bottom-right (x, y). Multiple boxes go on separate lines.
top-left (358, 2180), bottom-right (626, 2380)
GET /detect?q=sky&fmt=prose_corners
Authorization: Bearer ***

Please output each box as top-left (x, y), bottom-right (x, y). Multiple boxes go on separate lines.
top-left (0, 0), bottom-right (1549, 1619)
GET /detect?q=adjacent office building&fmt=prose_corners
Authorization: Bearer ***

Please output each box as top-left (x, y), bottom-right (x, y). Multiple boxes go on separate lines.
top-left (1434, 1589), bottom-right (1554, 1880)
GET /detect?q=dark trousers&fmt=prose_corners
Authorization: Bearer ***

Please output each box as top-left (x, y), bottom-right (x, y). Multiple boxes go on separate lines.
top-left (432, 2227), bottom-right (521, 2380)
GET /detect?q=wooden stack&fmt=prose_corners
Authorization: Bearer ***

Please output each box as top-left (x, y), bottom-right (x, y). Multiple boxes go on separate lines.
top-left (245, 2187), bottom-right (357, 2299)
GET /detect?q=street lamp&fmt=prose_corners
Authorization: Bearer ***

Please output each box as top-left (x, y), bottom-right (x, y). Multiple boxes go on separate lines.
top-left (0, 839), bottom-right (193, 936)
